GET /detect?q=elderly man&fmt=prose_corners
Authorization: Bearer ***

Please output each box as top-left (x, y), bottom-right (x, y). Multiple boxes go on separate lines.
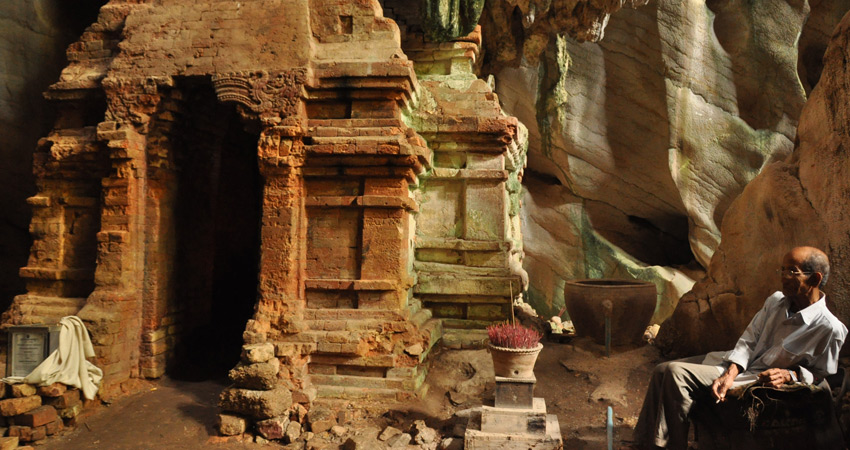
top-left (628, 246), bottom-right (847, 450)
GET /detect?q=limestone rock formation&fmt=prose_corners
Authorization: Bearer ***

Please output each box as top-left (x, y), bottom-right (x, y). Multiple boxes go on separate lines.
top-left (657, 10), bottom-right (850, 356)
top-left (487, 0), bottom-right (850, 319)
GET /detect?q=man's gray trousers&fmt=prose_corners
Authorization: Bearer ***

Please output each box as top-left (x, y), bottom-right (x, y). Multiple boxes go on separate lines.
top-left (633, 355), bottom-right (720, 450)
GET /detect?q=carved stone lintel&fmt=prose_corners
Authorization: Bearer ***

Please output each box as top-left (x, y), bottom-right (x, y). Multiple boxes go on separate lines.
top-left (212, 70), bottom-right (307, 120)
top-left (102, 76), bottom-right (172, 130)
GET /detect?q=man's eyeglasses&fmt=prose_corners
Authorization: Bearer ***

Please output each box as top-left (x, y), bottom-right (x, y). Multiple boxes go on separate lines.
top-left (777, 268), bottom-right (813, 278)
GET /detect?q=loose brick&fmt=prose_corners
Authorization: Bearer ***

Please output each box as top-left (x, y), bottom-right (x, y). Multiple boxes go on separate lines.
top-left (255, 416), bottom-right (289, 440)
top-left (10, 385), bottom-right (36, 398)
top-left (37, 383), bottom-right (67, 398)
top-left (8, 425), bottom-right (32, 442)
top-left (57, 404), bottom-right (82, 420)
top-left (30, 425), bottom-right (46, 442)
top-left (14, 406), bottom-right (58, 427)
top-left (0, 437), bottom-right (17, 450)
top-left (307, 407), bottom-right (335, 433)
top-left (217, 414), bottom-right (246, 436)
top-left (45, 418), bottom-right (62, 435)
top-left (44, 389), bottom-right (81, 409)
top-left (0, 396), bottom-right (41, 417)
top-left (241, 343), bottom-right (275, 363)
top-left (219, 387), bottom-right (292, 419)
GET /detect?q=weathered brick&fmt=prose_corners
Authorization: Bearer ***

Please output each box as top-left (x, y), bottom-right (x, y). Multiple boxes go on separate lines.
top-left (255, 416), bottom-right (289, 440)
top-left (14, 406), bottom-right (58, 428)
top-left (36, 383), bottom-right (66, 398)
top-left (241, 343), bottom-right (275, 363)
top-left (43, 389), bottom-right (81, 409)
top-left (308, 407), bottom-right (336, 433)
top-left (30, 425), bottom-right (46, 442)
top-left (8, 425), bottom-right (32, 442)
top-left (57, 404), bottom-right (81, 420)
top-left (217, 413), bottom-right (247, 436)
top-left (0, 396), bottom-right (41, 417)
top-left (228, 359), bottom-right (280, 390)
top-left (0, 437), bottom-right (18, 450)
top-left (10, 385), bottom-right (36, 398)
top-left (45, 418), bottom-right (62, 435)
top-left (219, 387), bottom-right (292, 419)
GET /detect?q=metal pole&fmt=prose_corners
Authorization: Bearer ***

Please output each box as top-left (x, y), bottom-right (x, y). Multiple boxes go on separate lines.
top-left (602, 299), bottom-right (612, 358)
top-left (607, 406), bottom-right (614, 450)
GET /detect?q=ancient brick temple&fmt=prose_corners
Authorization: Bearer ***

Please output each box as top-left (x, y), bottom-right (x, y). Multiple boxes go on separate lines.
top-left (2, 0), bottom-right (526, 410)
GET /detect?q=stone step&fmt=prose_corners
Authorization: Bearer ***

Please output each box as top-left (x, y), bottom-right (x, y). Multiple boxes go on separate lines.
top-left (414, 261), bottom-right (513, 276)
top-left (315, 385), bottom-right (405, 401)
top-left (307, 118), bottom-right (403, 128)
top-left (310, 374), bottom-right (411, 391)
top-left (441, 328), bottom-right (489, 349)
top-left (310, 353), bottom-right (396, 368)
top-left (304, 308), bottom-right (407, 322)
top-left (415, 273), bottom-right (522, 296)
top-left (308, 126), bottom-right (406, 138)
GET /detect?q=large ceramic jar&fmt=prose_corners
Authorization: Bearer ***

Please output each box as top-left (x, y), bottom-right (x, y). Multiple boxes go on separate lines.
top-left (563, 279), bottom-right (656, 346)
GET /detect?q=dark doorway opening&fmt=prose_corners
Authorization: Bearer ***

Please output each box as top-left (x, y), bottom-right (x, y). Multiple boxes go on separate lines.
top-left (166, 82), bottom-right (262, 380)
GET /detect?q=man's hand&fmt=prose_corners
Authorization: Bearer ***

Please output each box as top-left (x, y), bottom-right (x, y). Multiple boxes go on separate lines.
top-left (758, 368), bottom-right (794, 388)
top-left (711, 363), bottom-right (740, 402)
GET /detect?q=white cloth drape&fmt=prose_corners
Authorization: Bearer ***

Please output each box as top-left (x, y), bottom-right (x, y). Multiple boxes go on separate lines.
top-left (3, 316), bottom-right (103, 400)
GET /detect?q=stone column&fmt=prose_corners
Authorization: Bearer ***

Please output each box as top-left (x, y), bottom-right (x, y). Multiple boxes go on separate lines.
top-left (76, 76), bottom-right (164, 400)
top-left (3, 127), bottom-right (108, 329)
top-left (251, 121), bottom-right (307, 342)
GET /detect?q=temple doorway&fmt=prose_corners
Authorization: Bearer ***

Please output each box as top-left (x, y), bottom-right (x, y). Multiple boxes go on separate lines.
top-left (143, 80), bottom-right (262, 380)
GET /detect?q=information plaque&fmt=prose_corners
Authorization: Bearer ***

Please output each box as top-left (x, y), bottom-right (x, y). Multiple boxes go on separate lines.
top-left (7, 325), bottom-right (60, 378)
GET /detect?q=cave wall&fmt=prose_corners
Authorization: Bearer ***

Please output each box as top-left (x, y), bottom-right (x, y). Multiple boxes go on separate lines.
top-left (658, 9), bottom-right (850, 356)
top-left (483, 0), bottom-right (850, 321)
top-left (0, 0), bottom-right (103, 313)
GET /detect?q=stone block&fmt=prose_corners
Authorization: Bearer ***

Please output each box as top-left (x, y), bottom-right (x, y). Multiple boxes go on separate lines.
top-left (307, 406), bottom-right (335, 433)
top-left (228, 358), bottom-right (280, 390)
top-left (217, 413), bottom-right (246, 436)
top-left (13, 406), bottom-right (57, 427)
top-left (413, 419), bottom-right (438, 445)
top-left (0, 437), bottom-right (18, 450)
top-left (242, 343), bottom-right (275, 363)
top-left (30, 425), bottom-right (46, 442)
top-left (45, 418), bottom-right (62, 435)
top-left (8, 426), bottom-right (32, 442)
top-left (10, 385), bottom-right (35, 398)
top-left (44, 389), bottom-right (81, 409)
top-left (284, 420), bottom-right (301, 443)
top-left (385, 432), bottom-right (411, 448)
top-left (464, 414), bottom-right (562, 450)
top-left (480, 398), bottom-right (547, 435)
top-left (219, 387), bottom-right (292, 419)
top-left (378, 425), bottom-right (402, 441)
top-left (255, 416), bottom-right (289, 440)
top-left (344, 434), bottom-right (385, 450)
top-left (292, 387), bottom-right (317, 404)
top-left (57, 404), bottom-right (82, 420)
top-left (494, 377), bottom-right (535, 409)
top-left (0, 396), bottom-right (41, 417)
top-left (36, 383), bottom-right (66, 398)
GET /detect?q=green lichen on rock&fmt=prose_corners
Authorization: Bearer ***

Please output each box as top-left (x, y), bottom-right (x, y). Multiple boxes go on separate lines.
top-left (421, 0), bottom-right (486, 42)
top-left (536, 34), bottom-right (570, 158)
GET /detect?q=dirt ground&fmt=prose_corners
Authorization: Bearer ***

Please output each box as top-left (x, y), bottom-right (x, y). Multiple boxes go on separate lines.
top-left (41, 337), bottom-right (663, 449)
